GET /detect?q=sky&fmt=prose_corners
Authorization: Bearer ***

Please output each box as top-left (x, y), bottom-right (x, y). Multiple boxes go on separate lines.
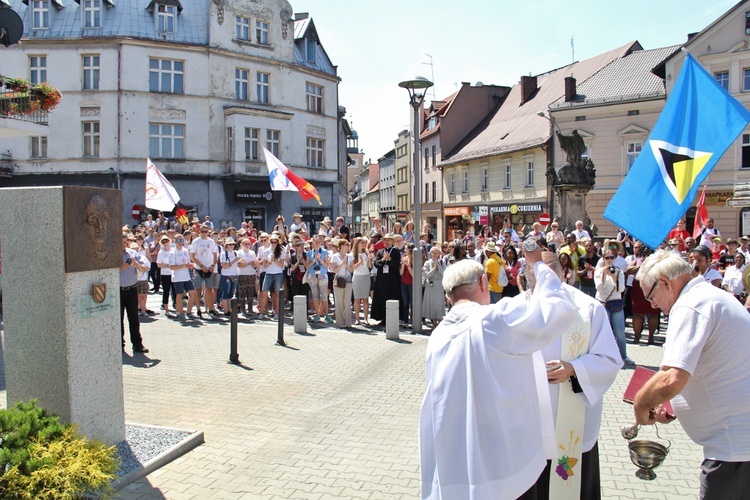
top-left (290, 0), bottom-right (736, 163)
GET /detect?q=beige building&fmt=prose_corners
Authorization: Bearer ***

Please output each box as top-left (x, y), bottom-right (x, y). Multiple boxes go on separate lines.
top-left (441, 43), bottom-right (636, 240)
top-left (394, 130), bottom-right (411, 225)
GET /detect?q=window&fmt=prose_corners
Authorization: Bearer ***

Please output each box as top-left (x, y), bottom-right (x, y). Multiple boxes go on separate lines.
top-left (432, 145), bottom-right (436, 166)
top-left (157, 4), bottom-right (176, 33)
top-left (481, 167), bottom-right (488, 191)
top-left (627, 141), bottom-right (642, 171)
top-left (149, 58), bottom-right (184, 94)
top-left (504, 164), bottom-right (512, 189)
top-left (526, 160), bottom-right (534, 187)
top-left (715, 71), bottom-right (729, 91)
top-left (30, 136), bottom-right (47, 158)
top-left (235, 68), bottom-right (248, 101)
top-left (424, 147), bottom-right (429, 168)
top-left (255, 20), bottom-right (269, 44)
top-left (149, 123), bottom-right (185, 159)
top-left (245, 127), bottom-right (259, 161)
top-left (432, 181), bottom-right (436, 202)
top-left (306, 38), bottom-right (315, 62)
top-left (265, 129), bottom-right (280, 158)
top-left (428, 117), bottom-right (437, 129)
top-left (306, 83), bottom-right (323, 113)
top-left (236, 16), bottom-right (250, 40)
top-left (82, 121), bottom-right (100, 158)
top-left (306, 137), bottom-right (324, 167)
top-left (82, 55), bottom-right (100, 90)
top-left (31, 0), bottom-right (49, 29)
top-left (744, 69), bottom-right (750, 92)
top-left (82, 0), bottom-right (101, 28)
top-left (226, 127), bottom-right (233, 161)
top-left (29, 56), bottom-right (46, 84)
top-left (425, 183), bottom-right (429, 203)
top-left (256, 72), bottom-right (269, 104)
top-left (575, 116), bottom-right (586, 121)
top-left (449, 173), bottom-right (455, 194)
top-left (742, 133), bottom-right (750, 168)
top-left (462, 171), bottom-right (469, 193)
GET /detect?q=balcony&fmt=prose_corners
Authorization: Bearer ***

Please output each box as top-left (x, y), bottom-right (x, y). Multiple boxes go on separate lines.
top-left (0, 77), bottom-right (62, 126)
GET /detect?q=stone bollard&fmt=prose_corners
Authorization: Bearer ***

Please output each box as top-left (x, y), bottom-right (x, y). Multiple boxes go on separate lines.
top-left (385, 299), bottom-right (399, 340)
top-left (293, 294), bottom-right (307, 334)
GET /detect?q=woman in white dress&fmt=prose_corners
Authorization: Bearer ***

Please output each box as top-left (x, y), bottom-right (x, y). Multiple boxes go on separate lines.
top-left (422, 247), bottom-right (446, 327)
top-left (351, 237), bottom-right (371, 325)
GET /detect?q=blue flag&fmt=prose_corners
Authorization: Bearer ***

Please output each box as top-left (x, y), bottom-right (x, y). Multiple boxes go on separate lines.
top-left (603, 53), bottom-right (750, 249)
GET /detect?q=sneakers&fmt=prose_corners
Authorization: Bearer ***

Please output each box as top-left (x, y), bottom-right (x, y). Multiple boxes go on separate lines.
top-left (138, 311), bottom-right (147, 317)
top-left (312, 314), bottom-right (320, 322)
top-left (146, 309), bottom-right (156, 315)
top-left (623, 357), bottom-right (636, 366)
top-left (180, 313), bottom-right (188, 322)
top-left (324, 315), bottom-right (334, 324)
top-left (133, 346), bottom-right (149, 353)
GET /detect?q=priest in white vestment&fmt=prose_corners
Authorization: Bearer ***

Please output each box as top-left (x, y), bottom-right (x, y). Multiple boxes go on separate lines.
top-left (519, 252), bottom-right (622, 499)
top-left (419, 247), bottom-right (577, 500)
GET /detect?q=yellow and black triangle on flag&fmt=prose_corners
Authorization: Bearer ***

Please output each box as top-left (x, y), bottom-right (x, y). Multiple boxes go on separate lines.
top-left (650, 140), bottom-right (712, 205)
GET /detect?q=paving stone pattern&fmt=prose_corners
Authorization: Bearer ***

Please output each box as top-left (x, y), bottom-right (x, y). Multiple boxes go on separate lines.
top-left (0, 298), bottom-right (704, 499)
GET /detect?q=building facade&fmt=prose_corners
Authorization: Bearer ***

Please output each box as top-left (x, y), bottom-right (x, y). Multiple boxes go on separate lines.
top-left (0, 0), bottom-right (341, 229)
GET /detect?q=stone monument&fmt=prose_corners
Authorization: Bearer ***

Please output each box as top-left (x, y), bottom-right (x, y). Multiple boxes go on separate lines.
top-left (547, 130), bottom-right (597, 234)
top-left (0, 186), bottom-right (125, 444)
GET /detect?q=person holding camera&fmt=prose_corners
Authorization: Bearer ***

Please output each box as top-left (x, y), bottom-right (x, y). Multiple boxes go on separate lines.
top-left (595, 249), bottom-right (634, 365)
top-left (120, 233), bottom-right (150, 353)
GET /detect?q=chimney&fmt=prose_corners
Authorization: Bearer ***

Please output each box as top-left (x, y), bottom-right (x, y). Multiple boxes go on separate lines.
top-left (564, 76), bottom-right (577, 102)
top-left (520, 75), bottom-right (537, 103)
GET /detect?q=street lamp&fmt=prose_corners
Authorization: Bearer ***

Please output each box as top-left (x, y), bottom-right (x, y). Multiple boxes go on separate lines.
top-left (399, 76), bottom-right (433, 335)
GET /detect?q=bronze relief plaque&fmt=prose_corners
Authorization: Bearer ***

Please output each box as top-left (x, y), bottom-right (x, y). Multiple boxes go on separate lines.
top-left (64, 186), bottom-right (122, 273)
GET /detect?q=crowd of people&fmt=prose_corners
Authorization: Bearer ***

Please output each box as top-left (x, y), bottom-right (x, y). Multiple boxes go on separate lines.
top-left (118, 213), bottom-right (749, 355)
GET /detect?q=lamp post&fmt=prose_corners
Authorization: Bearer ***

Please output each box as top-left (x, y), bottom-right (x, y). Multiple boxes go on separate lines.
top-left (399, 76), bottom-right (433, 335)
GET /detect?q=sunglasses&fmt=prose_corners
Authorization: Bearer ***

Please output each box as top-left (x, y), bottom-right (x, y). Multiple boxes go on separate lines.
top-left (175, 239), bottom-right (184, 243)
top-left (603, 256), bottom-right (615, 260)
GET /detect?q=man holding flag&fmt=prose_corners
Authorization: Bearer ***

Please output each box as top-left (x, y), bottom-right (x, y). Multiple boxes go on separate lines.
top-left (604, 52), bottom-right (750, 249)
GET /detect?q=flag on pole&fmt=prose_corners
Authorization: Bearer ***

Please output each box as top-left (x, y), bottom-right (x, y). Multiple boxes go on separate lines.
top-left (692, 185), bottom-right (708, 239)
top-left (263, 146), bottom-right (322, 205)
top-left (174, 204), bottom-right (189, 226)
top-left (145, 158), bottom-right (181, 212)
top-left (603, 52), bottom-right (750, 249)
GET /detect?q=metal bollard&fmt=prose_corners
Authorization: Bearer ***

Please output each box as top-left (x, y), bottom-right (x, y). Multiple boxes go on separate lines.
top-left (229, 297), bottom-right (240, 364)
top-left (293, 294), bottom-right (307, 334)
top-left (385, 299), bottom-right (399, 340)
top-left (276, 288), bottom-right (285, 346)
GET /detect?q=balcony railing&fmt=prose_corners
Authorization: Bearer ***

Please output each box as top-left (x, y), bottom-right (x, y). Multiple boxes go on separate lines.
top-left (0, 88), bottom-right (49, 125)
top-left (0, 76), bottom-right (62, 126)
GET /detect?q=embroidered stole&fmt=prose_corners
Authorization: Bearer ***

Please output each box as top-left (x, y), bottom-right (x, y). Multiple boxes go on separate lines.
top-left (549, 287), bottom-right (591, 499)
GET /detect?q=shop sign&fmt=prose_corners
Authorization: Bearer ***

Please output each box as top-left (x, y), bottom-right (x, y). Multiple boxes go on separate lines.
top-left (235, 190), bottom-right (274, 202)
top-left (705, 190), bottom-right (733, 206)
top-left (301, 207), bottom-right (332, 220)
top-left (490, 203), bottom-right (545, 214)
top-left (444, 206), bottom-right (471, 216)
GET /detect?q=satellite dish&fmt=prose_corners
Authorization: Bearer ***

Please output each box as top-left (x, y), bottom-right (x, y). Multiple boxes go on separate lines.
top-left (0, 8), bottom-right (23, 48)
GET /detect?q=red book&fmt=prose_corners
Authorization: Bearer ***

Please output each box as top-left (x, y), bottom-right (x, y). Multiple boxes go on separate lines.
top-left (623, 366), bottom-right (675, 418)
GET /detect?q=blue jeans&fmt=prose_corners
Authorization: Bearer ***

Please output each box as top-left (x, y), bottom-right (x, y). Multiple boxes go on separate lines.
top-left (489, 291), bottom-right (502, 304)
top-left (219, 275), bottom-right (237, 300)
top-left (580, 285), bottom-right (596, 298)
top-left (607, 307), bottom-right (628, 360)
top-left (400, 282), bottom-right (413, 322)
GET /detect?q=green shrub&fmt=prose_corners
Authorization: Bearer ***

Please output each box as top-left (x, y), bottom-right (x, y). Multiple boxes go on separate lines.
top-left (0, 400), bottom-right (119, 499)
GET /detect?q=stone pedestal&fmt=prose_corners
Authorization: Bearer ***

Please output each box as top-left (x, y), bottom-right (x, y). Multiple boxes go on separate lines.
top-left (293, 295), bottom-right (307, 334)
top-left (0, 186), bottom-right (125, 444)
top-left (553, 184), bottom-right (592, 233)
top-left (385, 300), bottom-right (399, 340)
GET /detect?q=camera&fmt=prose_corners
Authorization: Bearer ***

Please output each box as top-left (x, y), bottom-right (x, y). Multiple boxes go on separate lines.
top-left (125, 257), bottom-right (132, 265)
top-left (608, 265), bottom-right (616, 273)
top-left (313, 264), bottom-right (321, 271)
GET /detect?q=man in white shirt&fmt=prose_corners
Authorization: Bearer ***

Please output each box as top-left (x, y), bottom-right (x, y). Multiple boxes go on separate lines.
top-left (290, 212), bottom-right (307, 235)
top-left (190, 224), bottom-right (219, 316)
top-left (572, 220), bottom-right (591, 241)
top-left (635, 250), bottom-right (750, 500)
top-left (419, 247), bottom-right (577, 499)
top-left (698, 217), bottom-right (720, 248)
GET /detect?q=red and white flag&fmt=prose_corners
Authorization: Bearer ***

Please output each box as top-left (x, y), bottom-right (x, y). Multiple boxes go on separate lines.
top-left (145, 158), bottom-right (181, 212)
top-left (692, 185), bottom-right (708, 239)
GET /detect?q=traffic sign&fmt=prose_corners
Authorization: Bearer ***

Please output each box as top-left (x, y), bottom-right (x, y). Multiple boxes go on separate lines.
top-left (539, 213), bottom-right (551, 225)
top-left (131, 205), bottom-right (141, 220)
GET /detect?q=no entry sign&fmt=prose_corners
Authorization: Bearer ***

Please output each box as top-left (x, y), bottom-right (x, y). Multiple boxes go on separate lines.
top-left (131, 205), bottom-right (141, 220)
top-left (538, 213), bottom-right (551, 225)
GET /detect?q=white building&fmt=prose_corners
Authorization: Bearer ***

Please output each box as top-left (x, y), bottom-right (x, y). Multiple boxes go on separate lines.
top-left (0, 0), bottom-right (341, 229)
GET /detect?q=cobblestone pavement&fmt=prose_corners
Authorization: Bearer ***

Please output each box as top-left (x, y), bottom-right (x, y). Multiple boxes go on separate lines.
top-left (0, 293), bottom-right (704, 499)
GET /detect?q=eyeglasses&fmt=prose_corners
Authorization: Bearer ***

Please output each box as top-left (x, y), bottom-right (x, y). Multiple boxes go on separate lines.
top-left (200, 230), bottom-right (209, 233)
top-left (645, 281), bottom-right (658, 305)
top-left (603, 256), bottom-right (615, 260)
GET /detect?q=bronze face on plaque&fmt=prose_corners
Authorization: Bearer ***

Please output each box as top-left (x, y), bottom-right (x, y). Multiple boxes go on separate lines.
top-left (64, 186), bottom-right (122, 273)
top-left (92, 282), bottom-right (107, 303)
